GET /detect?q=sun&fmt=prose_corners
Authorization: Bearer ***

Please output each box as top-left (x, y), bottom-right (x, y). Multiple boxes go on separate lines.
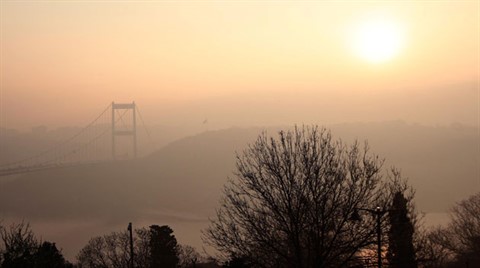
top-left (351, 17), bottom-right (405, 63)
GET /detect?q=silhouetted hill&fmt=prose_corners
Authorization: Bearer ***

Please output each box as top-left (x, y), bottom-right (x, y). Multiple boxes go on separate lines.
top-left (0, 122), bottom-right (478, 260)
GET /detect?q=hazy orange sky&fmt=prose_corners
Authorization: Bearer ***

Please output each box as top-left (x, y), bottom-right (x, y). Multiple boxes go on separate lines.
top-left (0, 1), bottom-right (478, 130)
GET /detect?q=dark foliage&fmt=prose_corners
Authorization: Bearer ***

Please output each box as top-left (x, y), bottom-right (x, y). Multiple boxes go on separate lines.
top-left (149, 225), bottom-right (179, 268)
top-left (387, 192), bottom-right (417, 268)
top-left (33, 242), bottom-right (72, 268)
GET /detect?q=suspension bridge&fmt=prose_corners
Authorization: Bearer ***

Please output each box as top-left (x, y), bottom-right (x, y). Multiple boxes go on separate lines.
top-left (0, 102), bottom-right (152, 177)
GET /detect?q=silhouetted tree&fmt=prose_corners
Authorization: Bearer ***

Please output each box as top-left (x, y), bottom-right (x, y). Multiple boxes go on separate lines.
top-left (77, 225), bottom-right (193, 268)
top-left (387, 192), bottom-right (417, 268)
top-left (425, 192), bottom-right (480, 267)
top-left (0, 221), bottom-right (70, 268)
top-left (222, 255), bottom-right (251, 268)
top-left (178, 245), bottom-right (202, 268)
top-left (134, 227), bottom-right (151, 268)
top-left (77, 228), bottom-right (150, 268)
top-left (199, 257), bottom-right (221, 268)
top-left (415, 227), bottom-right (454, 267)
top-left (1, 221), bottom-right (37, 268)
top-left (149, 225), bottom-right (179, 268)
top-left (204, 126), bottom-right (415, 268)
top-left (33, 242), bottom-right (72, 268)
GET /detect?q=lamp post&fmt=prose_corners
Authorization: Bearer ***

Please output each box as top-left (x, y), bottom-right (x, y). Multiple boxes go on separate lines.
top-left (351, 206), bottom-right (385, 268)
top-left (128, 222), bottom-right (134, 268)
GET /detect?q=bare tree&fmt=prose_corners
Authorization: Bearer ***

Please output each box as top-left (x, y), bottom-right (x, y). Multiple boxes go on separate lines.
top-left (204, 126), bottom-right (413, 268)
top-left (77, 228), bottom-right (150, 268)
top-left (0, 220), bottom-right (38, 267)
top-left (77, 225), bottom-right (182, 268)
top-left (423, 192), bottom-right (480, 267)
top-left (77, 236), bottom-right (112, 268)
top-left (415, 227), bottom-right (454, 267)
top-left (448, 192), bottom-right (480, 258)
top-left (0, 221), bottom-right (71, 268)
top-left (178, 245), bottom-right (202, 268)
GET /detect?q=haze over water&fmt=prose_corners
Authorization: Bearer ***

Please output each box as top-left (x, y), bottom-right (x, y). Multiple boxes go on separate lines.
top-left (0, 0), bottom-right (479, 263)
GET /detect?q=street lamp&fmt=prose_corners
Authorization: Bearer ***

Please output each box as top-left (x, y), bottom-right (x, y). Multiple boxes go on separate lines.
top-left (128, 222), bottom-right (134, 268)
top-left (350, 206), bottom-right (385, 268)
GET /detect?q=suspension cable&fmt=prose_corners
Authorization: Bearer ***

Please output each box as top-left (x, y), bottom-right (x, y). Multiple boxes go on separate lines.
top-left (136, 105), bottom-right (156, 151)
top-left (0, 103), bottom-right (112, 168)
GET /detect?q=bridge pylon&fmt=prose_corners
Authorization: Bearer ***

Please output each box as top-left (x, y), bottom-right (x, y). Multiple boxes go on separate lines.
top-left (111, 102), bottom-right (137, 160)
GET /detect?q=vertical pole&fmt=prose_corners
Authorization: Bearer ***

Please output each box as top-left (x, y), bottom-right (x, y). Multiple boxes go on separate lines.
top-left (112, 102), bottom-right (115, 160)
top-left (132, 102), bottom-right (137, 158)
top-left (376, 207), bottom-right (382, 268)
top-left (128, 222), bottom-right (134, 268)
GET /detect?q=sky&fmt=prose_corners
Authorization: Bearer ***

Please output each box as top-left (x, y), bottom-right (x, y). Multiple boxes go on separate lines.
top-left (0, 1), bottom-right (478, 130)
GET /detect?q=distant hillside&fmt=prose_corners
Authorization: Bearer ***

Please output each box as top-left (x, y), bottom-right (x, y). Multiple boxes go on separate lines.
top-left (329, 122), bottom-right (479, 211)
top-left (0, 122), bottom-right (478, 260)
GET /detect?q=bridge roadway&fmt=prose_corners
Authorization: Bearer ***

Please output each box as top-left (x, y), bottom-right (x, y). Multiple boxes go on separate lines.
top-left (0, 102), bottom-right (148, 177)
top-left (0, 161), bottom-right (109, 177)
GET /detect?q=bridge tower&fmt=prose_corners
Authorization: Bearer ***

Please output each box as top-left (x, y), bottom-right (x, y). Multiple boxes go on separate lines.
top-left (111, 102), bottom-right (137, 160)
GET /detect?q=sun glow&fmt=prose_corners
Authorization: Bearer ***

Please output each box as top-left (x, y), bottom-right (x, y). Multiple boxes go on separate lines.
top-left (351, 16), bottom-right (405, 63)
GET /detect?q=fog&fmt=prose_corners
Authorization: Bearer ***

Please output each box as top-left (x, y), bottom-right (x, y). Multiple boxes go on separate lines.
top-left (0, 1), bottom-right (478, 265)
top-left (1, 122), bottom-right (478, 260)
